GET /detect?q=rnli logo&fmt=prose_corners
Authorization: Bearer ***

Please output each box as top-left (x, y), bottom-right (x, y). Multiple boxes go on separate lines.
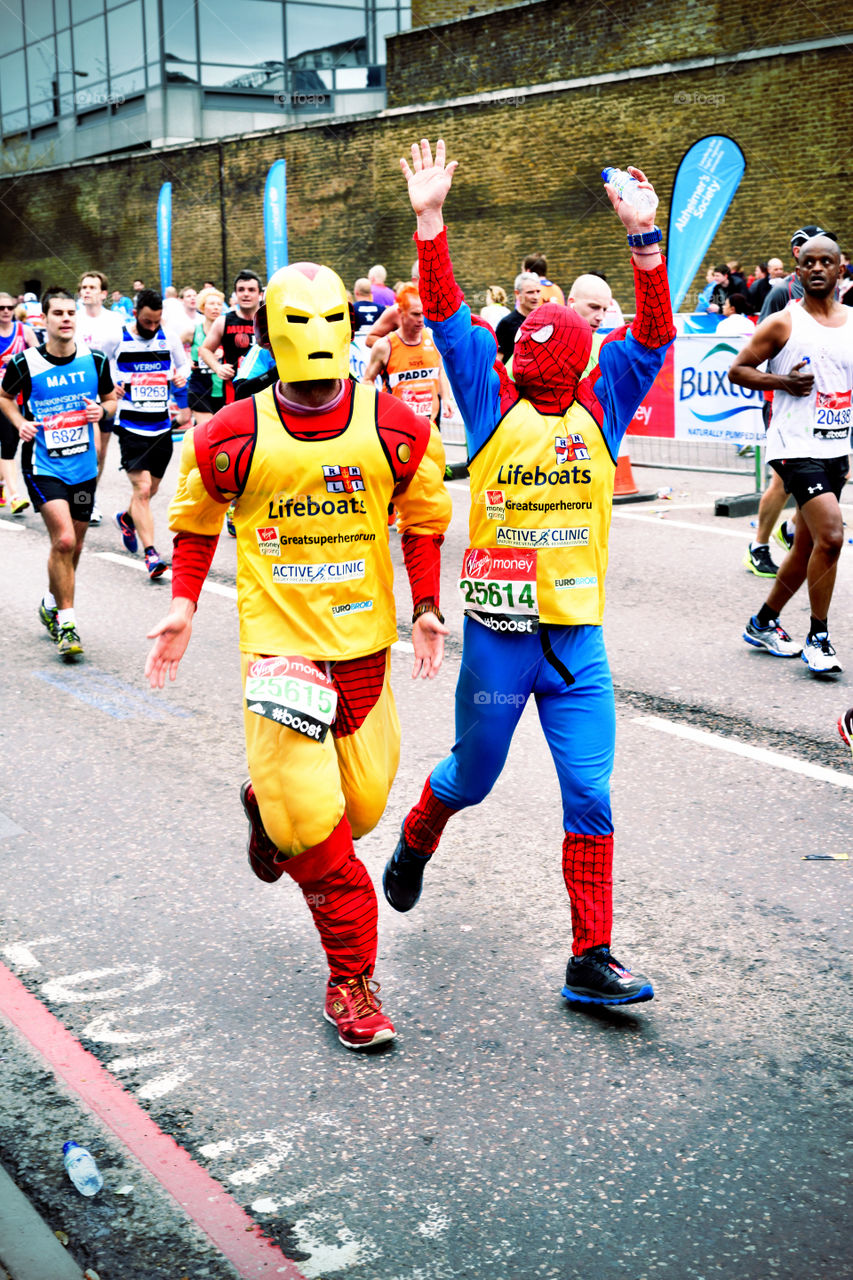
top-left (323, 464), bottom-right (365, 494)
top-left (555, 434), bottom-right (590, 465)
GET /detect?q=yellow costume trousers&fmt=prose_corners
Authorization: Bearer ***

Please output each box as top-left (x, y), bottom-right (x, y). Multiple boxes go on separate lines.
top-left (241, 650), bottom-right (401, 858)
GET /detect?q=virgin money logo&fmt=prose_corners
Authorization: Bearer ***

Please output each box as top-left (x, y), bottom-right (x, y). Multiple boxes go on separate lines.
top-left (816, 390), bottom-right (852, 410)
top-left (464, 549), bottom-right (492, 579)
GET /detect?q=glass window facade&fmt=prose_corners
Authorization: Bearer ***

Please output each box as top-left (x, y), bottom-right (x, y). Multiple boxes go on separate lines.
top-left (0, 0), bottom-right (408, 141)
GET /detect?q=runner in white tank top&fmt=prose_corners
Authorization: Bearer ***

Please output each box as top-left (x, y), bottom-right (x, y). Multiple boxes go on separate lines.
top-left (729, 235), bottom-right (851, 675)
top-left (765, 300), bottom-right (853, 462)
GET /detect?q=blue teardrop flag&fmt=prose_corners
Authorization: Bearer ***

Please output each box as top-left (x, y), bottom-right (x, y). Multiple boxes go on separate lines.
top-left (666, 137), bottom-right (746, 312)
top-left (264, 161), bottom-right (288, 280)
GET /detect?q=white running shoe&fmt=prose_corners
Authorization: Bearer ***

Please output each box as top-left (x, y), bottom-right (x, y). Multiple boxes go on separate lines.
top-left (743, 616), bottom-right (802, 658)
top-left (89, 504), bottom-right (102, 526)
top-left (802, 633), bottom-right (842, 675)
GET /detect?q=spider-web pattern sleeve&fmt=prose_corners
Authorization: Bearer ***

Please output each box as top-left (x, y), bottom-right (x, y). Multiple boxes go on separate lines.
top-left (415, 229), bottom-right (465, 322)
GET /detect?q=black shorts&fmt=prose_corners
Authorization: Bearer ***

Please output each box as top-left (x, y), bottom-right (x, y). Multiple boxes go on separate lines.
top-left (99, 411), bottom-right (116, 436)
top-left (187, 371), bottom-right (225, 415)
top-left (769, 455), bottom-right (849, 507)
top-left (117, 427), bottom-right (173, 479)
top-left (0, 414), bottom-right (19, 461)
top-left (24, 471), bottom-right (96, 521)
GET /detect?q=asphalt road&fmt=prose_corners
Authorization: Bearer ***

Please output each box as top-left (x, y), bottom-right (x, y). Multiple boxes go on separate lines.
top-left (0, 452), bottom-right (850, 1280)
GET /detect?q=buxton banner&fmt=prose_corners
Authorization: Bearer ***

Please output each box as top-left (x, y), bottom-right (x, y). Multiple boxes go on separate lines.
top-left (666, 137), bottom-right (746, 313)
top-left (628, 334), bottom-right (764, 445)
top-left (264, 160), bottom-right (289, 280)
top-left (156, 183), bottom-right (172, 294)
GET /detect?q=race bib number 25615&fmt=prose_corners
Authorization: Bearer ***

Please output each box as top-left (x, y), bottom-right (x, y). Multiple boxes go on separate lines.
top-left (245, 656), bottom-right (337, 742)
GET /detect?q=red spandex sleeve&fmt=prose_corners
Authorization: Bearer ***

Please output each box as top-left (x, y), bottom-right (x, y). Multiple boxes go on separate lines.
top-left (415, 229), bottom-right (465, 322)
top-left (171, 530), bottom-right (219, 604)
top-left (402, 530), bottom-right (442, 608)
top-left (630, 260), bottom-right (676, 349)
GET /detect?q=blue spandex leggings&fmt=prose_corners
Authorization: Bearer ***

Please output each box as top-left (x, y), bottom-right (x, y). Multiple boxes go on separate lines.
top-left (430, 619), bottom-right (615, 835)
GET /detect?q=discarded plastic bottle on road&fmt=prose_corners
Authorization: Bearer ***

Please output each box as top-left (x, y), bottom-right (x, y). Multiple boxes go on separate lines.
top-left (601, 167), bottom-right (659, 217)
top-left (63, 1141), bottom-right (103, 1196)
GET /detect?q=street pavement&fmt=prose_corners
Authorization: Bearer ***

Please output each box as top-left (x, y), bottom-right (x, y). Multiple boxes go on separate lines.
top-left (0, 452), bottom-right (850, 1280)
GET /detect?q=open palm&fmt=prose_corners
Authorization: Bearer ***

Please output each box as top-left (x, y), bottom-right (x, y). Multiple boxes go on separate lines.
top-left (401, 138), bottom-right (457, 217)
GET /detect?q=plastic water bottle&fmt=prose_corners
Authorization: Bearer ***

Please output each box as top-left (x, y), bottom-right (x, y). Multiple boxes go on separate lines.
top-left (63, 1141), bottom-right (103, 1196)
top-left (601, 167), bottom-right (659, 217)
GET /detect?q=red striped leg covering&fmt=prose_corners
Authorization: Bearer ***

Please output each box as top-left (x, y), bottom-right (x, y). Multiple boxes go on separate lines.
top-left (562, 831), bottom-right (613, 956)
top-left (282, 815), bottom-right (378, 980)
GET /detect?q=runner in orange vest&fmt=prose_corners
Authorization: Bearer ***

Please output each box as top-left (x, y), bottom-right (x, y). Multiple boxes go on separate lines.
top-left (362, 284), bottom-right (449, 493)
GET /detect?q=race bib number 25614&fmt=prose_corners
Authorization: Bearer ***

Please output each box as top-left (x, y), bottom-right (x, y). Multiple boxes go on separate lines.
top-left (245, 656), bottom-right (337, 742)
top-left (458, 547), bottom-right (539, 627)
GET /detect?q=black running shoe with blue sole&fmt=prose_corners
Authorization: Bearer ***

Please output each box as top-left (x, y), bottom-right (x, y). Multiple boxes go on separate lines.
top-left (562, 945), bottom-right (654, 1007)
top-left (383, 828), bottom-right (431, 912)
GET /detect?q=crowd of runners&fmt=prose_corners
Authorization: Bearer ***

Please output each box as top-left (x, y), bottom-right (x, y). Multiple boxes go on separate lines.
top-left (2, 140), bottom-right (851, 1050)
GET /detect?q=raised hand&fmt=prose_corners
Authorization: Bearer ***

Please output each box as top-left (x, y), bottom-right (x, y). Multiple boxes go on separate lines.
top-left (603, 165), bottom-right (658, 235)
top-left (401, 138), bottom-right (458, 231)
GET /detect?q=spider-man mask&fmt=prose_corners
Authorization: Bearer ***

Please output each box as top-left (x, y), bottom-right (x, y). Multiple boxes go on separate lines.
top-left (512, 303), bottom-right (592, 415)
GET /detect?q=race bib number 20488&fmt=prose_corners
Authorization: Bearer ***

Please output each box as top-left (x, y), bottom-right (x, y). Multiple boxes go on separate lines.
top-left (245, 656), bottom-right (337, 742)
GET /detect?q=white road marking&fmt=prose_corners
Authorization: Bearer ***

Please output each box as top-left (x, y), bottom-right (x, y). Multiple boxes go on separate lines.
top-left (2, 938), bottom-right (62, 970)
top-left (290, 1216), bottom-right (371, 1278)
top-left (0, 517), bottom-right (25, 531)
top-left (137, 1066), bottom-right (194, 1100)
top-left (613, 511), bottom-right (747, 538)
top-left (40, 964), bottom-right (164, 1003)
top-left (635, 715), bottom-right (853, 790)
top-left (0, 811), bottom-right (26, 839)
top-left (94, 551), bottom-right (238, 599)
top-left (416, 1206), bottom-right (451, 1238)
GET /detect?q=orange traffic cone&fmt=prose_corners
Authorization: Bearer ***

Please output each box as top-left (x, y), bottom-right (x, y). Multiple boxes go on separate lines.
top-left (613, 444), bottom-right (655, 504)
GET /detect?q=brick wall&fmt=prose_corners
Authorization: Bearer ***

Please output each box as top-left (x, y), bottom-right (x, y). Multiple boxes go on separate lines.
top-left (0, 4), bottom-right (848, 313)
top-left (411, 0), bottom-right (519, 26)
top-left (400, 0), bottom-right (840, 103)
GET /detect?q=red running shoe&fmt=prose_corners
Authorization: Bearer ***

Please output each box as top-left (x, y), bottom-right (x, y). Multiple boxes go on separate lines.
top-left (838, 707), bottom-right (853, 759)
top-left (324, 975), bottom-right (396, 1050)
top-left (240, 780), bottom-right (285, 882)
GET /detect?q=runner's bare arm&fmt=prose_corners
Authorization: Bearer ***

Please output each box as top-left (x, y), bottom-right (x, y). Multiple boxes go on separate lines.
top-left (361, 337), bottom-right (391, 385)
top-left (728, 312), bottom-right (813, 395)
top-left (198, 314), bottom-right (230, 376)
top-left (365, 305), bottom-right (400, 349)
top-left (0, 388), bottom-right (35, 440)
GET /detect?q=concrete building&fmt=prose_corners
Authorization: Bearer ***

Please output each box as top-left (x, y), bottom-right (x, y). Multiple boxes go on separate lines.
top-left (1, 0), bottom-right (408, 169)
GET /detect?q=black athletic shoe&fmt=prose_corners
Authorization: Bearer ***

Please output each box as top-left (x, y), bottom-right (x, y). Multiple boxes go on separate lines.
top-left (743, 544), bottom-right (777, 578)
top-left (562, 945), bottom-right (654, 1007)
top-left (382, 828), bottom-right (431, 912)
